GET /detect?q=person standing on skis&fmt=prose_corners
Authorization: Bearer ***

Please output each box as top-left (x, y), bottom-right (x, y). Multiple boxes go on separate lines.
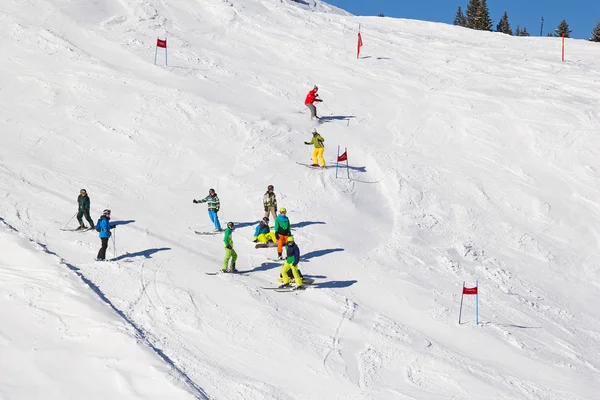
top-left (76, 189), bottom-right (95, 230)
top-left (95, 209), bottom-right (115, 261)
top-left (222, 222), bottom-right (238, 273)
top-left (304, 128), bottom-right (326, 167)
top-left (274, 207), bottom-right (292, 260)
top-left (193, 188), bottom-right (222, 231)
top-left (304, 85), bottom-right (322, 120)
top-left (263, 184), bottom-right (277, 221)
top-left (279, 237), bottom-right (304, 290)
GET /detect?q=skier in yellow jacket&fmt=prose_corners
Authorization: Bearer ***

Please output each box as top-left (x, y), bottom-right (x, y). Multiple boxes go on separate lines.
top-left (304, 128), bottom-right (326, 167)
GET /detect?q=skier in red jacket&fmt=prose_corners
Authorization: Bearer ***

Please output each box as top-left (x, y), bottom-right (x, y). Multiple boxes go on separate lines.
top-left (304, 85), bottom-right (322, 120)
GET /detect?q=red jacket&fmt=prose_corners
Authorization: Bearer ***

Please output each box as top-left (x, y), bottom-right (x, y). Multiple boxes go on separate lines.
top-left (304, 89), bottom-right (321, 105)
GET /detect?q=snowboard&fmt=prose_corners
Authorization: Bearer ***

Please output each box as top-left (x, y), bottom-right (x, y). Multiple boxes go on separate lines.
top-left (195, 230), bottom-right (221, 235)
top-left (255, 242), bottom-right (277, 248)
top-left (205, 271), bottom-right (248, 276)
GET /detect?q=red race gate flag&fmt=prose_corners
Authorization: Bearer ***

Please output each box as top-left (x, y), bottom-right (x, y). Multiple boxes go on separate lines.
top-left (357, 31), bottom-right (363, 59)
top-left (336, 147), bottom-right (349, 179)
top-left (154, 37), bottom-right (168, 66)
top-left (337, 151), bottom-right (348, 162)
top-left (458, 281), bottom-right (479, 325)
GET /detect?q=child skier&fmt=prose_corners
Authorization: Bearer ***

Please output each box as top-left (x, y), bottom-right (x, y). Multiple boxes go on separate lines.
top-left (274, 207), bottom-right (292, 259)
top-left (253, 217), bottom-right (276, 243)
top-left (304, 128), bottom-right (326, 167)
top-left (95, 209), bottom-right (115, 261)
top-left (76, 189), bottom-right (95, 230)
top-left (193, 188), bottom-right (221, 231)
top-left (304, 85), bottom-right (322, 120)
top-left (263, 185), bottom-right (278, 221)
top-left (222, 222), bottom-right (237, 273)
top-left (279, 237), bottom-right (304, 290)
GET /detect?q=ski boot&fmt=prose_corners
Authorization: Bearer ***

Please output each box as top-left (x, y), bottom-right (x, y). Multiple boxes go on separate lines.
top-left (278, 283), bottom-right (291, 289)
top-left (292, 285), bottom-right (306, 291)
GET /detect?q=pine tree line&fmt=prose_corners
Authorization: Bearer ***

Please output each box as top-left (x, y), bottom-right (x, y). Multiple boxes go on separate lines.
top-left (453, 1), bottom-right (600, 41)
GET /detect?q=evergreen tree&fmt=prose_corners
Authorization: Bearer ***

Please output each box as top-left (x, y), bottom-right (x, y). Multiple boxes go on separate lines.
top-left (454, 6), bottom-right (467, 27)
top-left (515, 26), bottom-right (521, 36)
top-left (475, 0), bottom-right (493, 31)
top-left (554, 19), bottom-right (572, 38)
top-left (465, 0), bottom-right (480, 29)
top-left (590, 21), bottom-right (600, 42)
top-left (496, 11), bottom-right (512, 35)
top-left (519, 27), bottom-right (531, 37)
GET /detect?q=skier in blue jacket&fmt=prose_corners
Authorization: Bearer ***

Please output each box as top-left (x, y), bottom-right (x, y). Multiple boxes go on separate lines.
top-left (95, 209), bottom-right (115, 261)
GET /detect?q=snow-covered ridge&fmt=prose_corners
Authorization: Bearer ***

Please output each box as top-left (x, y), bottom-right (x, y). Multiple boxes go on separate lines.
top-left (2, 0), bottom-right (600, 399)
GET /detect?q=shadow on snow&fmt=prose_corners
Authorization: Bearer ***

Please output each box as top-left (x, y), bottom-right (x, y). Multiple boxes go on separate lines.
top-left (302, 248), bottom-right (344, 261)
top-left (113, 247), bottom-right (171, 261)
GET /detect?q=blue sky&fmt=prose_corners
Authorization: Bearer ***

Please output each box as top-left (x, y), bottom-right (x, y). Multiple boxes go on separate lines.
top-left (325, 0), bottom-right (600, 39)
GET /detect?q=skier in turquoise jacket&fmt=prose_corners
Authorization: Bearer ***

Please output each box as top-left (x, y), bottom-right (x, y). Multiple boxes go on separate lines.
top-left (193, 188), bottom-right (222, 231)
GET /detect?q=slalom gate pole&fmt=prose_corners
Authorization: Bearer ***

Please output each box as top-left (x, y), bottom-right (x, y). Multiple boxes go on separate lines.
top-left (458, 281), bottom-right (465, 324)
top-left (345, 147), bottom-right (349, 179)
top-left (62, 212), bottom-right (78, 230)
top-left (165, 36), bottom-right (168, 66)
top-left (476, 280), bottom-right (479, 325)
top-left (154, 39), bottom-right (158, 65)
top-left (336, 145), bottom-right (340, 178)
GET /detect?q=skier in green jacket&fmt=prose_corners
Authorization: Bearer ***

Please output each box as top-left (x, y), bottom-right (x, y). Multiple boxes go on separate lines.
top-left (76, 189), bottom-right (95, 230)
top-left (304, 128), bottom-right (326, 167)
top-left (222, 222), bottom-right (238, 273)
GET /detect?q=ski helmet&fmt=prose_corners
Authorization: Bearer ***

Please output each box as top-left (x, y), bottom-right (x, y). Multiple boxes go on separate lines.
top-left (103, 209), bottom-right (111, 216)
top-left (209, 188), bottom-right (215, 194)
top-left (268, 185), bottom-right (274, 191)
top-left (80, 189), bottom-right (87, 194)
top-left (287, 236), bottom-right (294, 243)
top-left (279, 207), bottom-right (287, 214)
top-left (227, 222), bottom-right (234, 229)
top-left (313, 85), bottom-right (318, 90)
top-left (312, 128), bottom-right (318, 134)
top-left (262, 217), bottom-right (269, 223)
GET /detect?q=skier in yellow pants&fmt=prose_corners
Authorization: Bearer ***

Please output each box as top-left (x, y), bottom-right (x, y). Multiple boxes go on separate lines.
top-left (304, 128), bottom-right (326, 167)
top-left (279, 237), bottom-right (304, 290)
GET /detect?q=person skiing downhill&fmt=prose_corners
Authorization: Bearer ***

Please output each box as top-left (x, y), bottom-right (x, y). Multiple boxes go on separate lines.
top-left (193, 188), bottom-right (222, 231)
top-left (304, 85), bottom-right (322, 120)
top-left (253, 217), bottom-right (276, 243)
top-left (263, 185), bottom-right (278, 221)
top-left (76, 189), bottom-right (95, 230)
top-left (95, 209), bottom-right (115, 261)
top-left (222, 222), bottom-right (238, 273)
top-left (279, 237), bottom-right (305, 290)
top-left (304, 128), bottom-right (326, 167)
top-left (274, 207), bottom-right (292, 259)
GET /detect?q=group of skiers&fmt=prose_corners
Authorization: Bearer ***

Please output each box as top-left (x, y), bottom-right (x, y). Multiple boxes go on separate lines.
top-left (78, 86), bottom-right (326, 288)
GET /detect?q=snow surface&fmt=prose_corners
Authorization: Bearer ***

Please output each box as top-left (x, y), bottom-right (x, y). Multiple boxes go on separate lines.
top-left (2, 0), bottom-right (600, 398)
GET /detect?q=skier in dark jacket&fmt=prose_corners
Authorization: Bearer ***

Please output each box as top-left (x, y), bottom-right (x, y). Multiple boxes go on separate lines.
top-left (95, 209), bottom-right (115, 261)
top-left (279, 237), bottom-right (304, 290)
top-left (77, 189), bottom-right (95, 230)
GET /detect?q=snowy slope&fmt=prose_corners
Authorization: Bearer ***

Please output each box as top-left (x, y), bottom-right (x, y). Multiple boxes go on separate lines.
top-left (2, 0), bottom-right (600, 399)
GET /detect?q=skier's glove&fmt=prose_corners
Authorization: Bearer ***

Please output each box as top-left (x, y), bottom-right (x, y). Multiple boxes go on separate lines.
top-left (293, 263), bottom-right (298, 267)
top-left (304, 142), bottom-right (309, 145)
top-left (264, 206), bottom-right (268, 212)
top-left (226, 245), bottom-right (232, 250)
top-left (253, 238), bottom-right (258, 243)
top-left (275, 233), bottom-right (280, 240)
top-left (193, 199), bottom-right (198, 204)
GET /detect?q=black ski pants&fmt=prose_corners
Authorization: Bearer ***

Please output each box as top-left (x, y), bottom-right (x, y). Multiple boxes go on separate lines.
top-left (77, 210), bottom-right (95, 227)
top-left (97, 238), bottom-right (109, 260)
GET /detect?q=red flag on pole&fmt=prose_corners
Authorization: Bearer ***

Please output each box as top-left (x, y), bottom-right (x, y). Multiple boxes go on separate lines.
top-left (157, 39), bottom-right (167, 48)
top-left (462, 286), bottom-right (478, 295)
top-left (337, 151), bottom-right (348, 162)
top-left (357, 32), bottom-right (363, 59)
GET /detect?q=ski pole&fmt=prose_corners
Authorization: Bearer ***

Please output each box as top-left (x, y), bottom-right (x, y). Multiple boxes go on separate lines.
top-left (322, 101), bottom-right (333, 115)
top-left (62, 212), bottom-right (77, 230)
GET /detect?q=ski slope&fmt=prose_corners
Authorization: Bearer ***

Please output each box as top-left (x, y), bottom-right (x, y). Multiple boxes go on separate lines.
top-left (2, 0), bottom-right (600, 398)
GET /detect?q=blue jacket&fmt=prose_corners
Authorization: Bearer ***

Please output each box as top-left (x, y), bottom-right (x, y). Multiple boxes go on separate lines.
top-left (285, 243), bottom-right (300, 266)
top-left (96, 216), bottom-right (113, 239)
top-left (254, 221), bottom-right (270, 237)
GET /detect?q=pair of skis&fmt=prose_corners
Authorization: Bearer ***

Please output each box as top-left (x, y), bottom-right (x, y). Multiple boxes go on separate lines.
top-left (61, 227), bottom-right (95, 232)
